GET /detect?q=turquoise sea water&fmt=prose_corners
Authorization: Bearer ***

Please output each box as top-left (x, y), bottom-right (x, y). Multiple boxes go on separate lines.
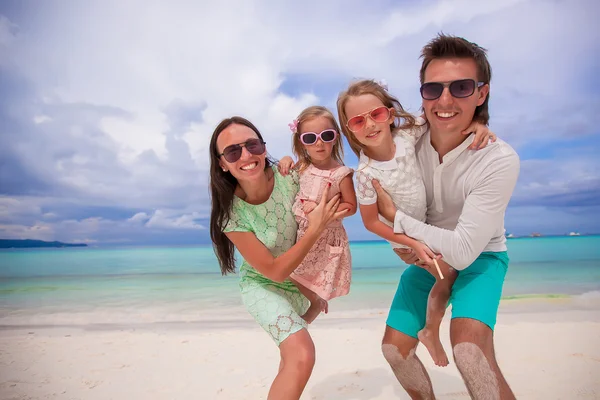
top-left (0, 236), bottom-right (599, 325)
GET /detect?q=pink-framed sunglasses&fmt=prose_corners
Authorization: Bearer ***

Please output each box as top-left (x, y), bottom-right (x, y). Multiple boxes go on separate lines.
top-left (346, 106), bottom-right (392, 133)
top-left (299, 129), bottom-right (338, 145)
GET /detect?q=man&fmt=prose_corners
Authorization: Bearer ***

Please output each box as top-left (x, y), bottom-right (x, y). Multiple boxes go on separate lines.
top-left (374, 34), bottom-right (520, 399)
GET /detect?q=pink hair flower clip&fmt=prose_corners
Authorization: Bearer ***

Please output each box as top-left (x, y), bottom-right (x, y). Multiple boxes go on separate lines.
top-left (376, 79), bottom-right (388, 91)
top-left (288, 119), bottom-right (299, 134)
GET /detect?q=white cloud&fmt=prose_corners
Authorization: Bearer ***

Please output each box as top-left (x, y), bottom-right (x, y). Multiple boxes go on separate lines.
top-left (145, 210), bottom-right (204, 230)
top-left (128, 212), bottom-right (150, 223)
top-left (0, 197), bottom-right (42, 221)
top-left (0, 222), bottom-right (54, 241)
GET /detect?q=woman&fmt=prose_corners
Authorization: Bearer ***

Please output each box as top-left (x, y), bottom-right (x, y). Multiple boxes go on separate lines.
top-left (209, 116), bottom-right (346, 399)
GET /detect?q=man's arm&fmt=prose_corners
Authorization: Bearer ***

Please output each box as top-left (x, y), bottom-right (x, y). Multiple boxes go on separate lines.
top-left (388, 150), bottom-right (519, 270)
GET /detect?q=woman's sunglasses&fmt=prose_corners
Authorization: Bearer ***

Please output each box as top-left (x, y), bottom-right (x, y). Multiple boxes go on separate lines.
top-left (219, 138), bottom-right (266, 163)
top-left (346, 106), bottom-right (391, 133)
top-left (420, 79), bottom-right (485, 100)
top-left (299, 129), bottom-right (337, 145)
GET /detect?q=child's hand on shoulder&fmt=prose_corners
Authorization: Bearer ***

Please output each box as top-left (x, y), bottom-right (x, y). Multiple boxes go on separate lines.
top-left (462, 121), bottom-right (497, 150)
top-left (278, 156), bottom-right (295, 176)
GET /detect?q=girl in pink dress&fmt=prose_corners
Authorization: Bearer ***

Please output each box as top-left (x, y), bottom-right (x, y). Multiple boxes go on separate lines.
top-left (279, 106), bottom-right (357, 323)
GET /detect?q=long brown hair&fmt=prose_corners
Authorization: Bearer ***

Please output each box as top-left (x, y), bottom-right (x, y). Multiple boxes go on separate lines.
top-left (209, 116), bottom-right (274, 275)
top-left (420, 34), bottom-right (492, 125)
top-left (336, 79), bottom-right (416, 157)
top-left (291, 106), bottom-right (345, 172)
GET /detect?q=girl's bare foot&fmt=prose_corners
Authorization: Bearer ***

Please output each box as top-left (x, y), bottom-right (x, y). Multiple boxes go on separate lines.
top-left (301, 297), bottom-right (328, 324)
top-left (418, 327), bottom-right (449, 367)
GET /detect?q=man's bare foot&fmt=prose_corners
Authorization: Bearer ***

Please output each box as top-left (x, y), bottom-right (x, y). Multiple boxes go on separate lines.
top-left (301, 298), bottom-right (328, 324)
top-left (418, 327), bottom-right (449, 366)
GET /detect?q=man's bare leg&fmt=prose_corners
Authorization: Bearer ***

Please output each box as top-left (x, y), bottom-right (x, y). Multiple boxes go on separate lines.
top-left (451, 318), bottom-right (516, 400)
top-left (290, 276), bottom-right (328, 324)
top-left (382, 326), bottom-right (435, 400)
top-left (418, 264), bottom-right (457, 367)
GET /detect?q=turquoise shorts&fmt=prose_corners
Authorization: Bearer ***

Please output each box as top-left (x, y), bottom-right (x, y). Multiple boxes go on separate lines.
top-left (386, 251), bottom-right (509, 338)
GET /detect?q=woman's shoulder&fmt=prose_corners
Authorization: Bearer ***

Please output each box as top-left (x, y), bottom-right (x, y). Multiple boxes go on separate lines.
top-left (272, 164), bottom-right (299, 193)
top-left (274, 162), bottom-right (298, 180)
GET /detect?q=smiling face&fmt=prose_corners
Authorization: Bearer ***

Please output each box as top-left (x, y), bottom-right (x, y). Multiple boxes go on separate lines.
top-left (216, 123), bottom-right (266, 183)
top-left (343, 94), bottom-right (395, 152)
top-left (422, 57), bottom-right (489, 136)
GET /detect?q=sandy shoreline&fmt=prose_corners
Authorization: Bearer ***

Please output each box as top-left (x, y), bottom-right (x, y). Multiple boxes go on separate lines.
top-left (1, 302), bottom-right (599, 400)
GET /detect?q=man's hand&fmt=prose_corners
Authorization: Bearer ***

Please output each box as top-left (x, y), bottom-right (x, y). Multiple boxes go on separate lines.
top-left (411, 241), bottom-right (439, 264)
top-left (394, 246), bottom-right (442, 267)
top-left (416, 257), bottom-right (452, 279)
top-left (372, 179), bottom-right (397, 222)
top-left (393, 248), bottom-right (420, 265)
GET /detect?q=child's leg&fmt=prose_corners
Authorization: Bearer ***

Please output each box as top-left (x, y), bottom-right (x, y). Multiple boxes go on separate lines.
top-left (418, 263), bottom-right (458, 367)
top-left (290, 276), bottom-right (328, 324)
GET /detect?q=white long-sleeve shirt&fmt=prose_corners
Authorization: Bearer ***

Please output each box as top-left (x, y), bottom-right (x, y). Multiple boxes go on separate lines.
top-left (393, 130), bottom-right (520, 270)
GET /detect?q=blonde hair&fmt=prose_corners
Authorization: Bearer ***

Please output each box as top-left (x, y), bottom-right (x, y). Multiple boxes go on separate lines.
top-left (336, 79), bottom-right (416, 157)
top-left (291, 106), bottom-right (344, 172)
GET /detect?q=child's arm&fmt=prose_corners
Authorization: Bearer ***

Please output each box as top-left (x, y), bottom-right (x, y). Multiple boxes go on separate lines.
top-left (354, 170), bottom-right (436, 263)
top-left (278, 156), bottom-right (295, 176)
top-left (417, 114), bottom-right (496, 150)
top-left (359, 203), bottom-right (437, 263)
top-left (462, 121), bottom-right (497, 150)
top-left (337, 175), bottom-right (357, 217)
top-left (301, 176), bottom-right (357, 217)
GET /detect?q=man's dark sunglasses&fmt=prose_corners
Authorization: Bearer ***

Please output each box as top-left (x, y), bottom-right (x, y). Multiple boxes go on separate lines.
top-left (420, 79), bottom-right (485, 100)
top-left (219, 138), bottom-right (266, 163)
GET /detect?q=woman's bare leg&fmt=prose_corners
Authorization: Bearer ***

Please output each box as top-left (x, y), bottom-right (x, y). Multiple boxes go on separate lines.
top-left (268, 329), bottom-right (315, 400)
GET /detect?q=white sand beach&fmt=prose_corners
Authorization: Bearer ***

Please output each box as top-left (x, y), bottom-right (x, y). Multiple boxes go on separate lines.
top-left (1, 299), bottom-right (599, 400)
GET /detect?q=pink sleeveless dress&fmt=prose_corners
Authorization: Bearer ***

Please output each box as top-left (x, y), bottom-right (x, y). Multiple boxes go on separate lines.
top-left (291, 164), bottom-right (353, 301)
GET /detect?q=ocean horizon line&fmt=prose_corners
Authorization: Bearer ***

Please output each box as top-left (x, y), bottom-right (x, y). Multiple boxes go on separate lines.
top-left (1, 233), bottom-right (599, 250)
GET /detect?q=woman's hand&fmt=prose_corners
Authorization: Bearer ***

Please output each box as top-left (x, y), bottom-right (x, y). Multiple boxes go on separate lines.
top-left (278, 156), bottom-right (295, 176)
top-left (306, 184), bottom-right (348, 234)
top-left (462, 121), bottom-right (497, 150)
top-left (372, 179), bottom-right (397, 222)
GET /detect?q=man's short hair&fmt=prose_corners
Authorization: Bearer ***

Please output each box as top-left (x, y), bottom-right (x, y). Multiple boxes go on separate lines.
top-left (420, 34), bottom-right (492, 125)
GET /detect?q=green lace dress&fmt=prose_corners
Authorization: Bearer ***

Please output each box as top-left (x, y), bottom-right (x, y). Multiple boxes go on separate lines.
top-left (224, 166), bottom-right (309, 345)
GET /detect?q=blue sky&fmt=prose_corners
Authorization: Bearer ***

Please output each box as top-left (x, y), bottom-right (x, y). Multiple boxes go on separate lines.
top-left (0, 0), bottom-right (599, 245)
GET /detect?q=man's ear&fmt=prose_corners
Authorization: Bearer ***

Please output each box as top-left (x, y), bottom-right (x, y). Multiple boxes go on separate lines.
top-left (477, 84), bottom-right (490, 107)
